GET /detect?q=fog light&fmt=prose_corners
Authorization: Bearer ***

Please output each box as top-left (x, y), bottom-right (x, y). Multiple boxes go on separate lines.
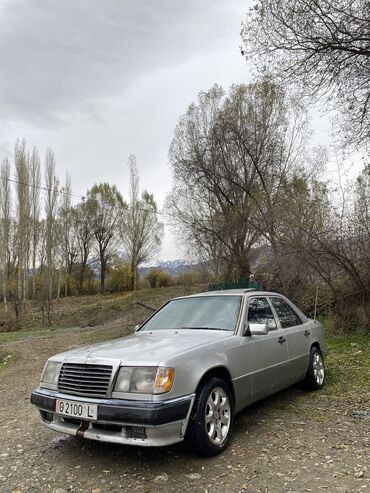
top-left (125, 425), bottom-right (147, 439)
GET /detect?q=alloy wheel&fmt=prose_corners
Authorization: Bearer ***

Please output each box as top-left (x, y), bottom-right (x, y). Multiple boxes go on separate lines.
top-left (205, 386), bottom-right (231, 445)
top-left (312, 351), bottom-right (325, 385)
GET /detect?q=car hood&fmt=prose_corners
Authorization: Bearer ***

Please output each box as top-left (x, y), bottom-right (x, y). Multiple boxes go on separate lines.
top-left (52, 329), bottom-right (234, 366)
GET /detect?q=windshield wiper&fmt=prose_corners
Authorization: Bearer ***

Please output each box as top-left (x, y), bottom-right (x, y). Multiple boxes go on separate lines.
top-left (178, 326), bottom-right (230, 331)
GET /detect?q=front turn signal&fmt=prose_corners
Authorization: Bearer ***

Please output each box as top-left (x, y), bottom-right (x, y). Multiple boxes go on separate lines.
top-left (153, 367), bottom-right (175, 394)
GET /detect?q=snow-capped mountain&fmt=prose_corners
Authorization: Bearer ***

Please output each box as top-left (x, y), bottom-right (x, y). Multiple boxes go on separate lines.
top-left (138, 259), bottom-right (202, 277)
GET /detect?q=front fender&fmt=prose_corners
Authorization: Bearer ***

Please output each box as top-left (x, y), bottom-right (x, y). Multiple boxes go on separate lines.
top-left (155, 335), bottom-right (245, 410)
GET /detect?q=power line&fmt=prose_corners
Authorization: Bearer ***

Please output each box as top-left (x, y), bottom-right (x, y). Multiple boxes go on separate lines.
top-left (1, 175), bottom-right (85, 201)
top-left (0, 174), bottom-right (170, 218)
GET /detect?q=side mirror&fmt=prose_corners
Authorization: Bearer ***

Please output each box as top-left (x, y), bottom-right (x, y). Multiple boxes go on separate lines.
top-left (134, 324), bottom-right (141, 332)
top-left (248, 323), bottom-right (268, 336)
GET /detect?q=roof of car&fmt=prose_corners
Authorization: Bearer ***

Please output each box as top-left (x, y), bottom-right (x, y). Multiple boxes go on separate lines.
top-left (200, 288), bottom-right (256, 295)
top-left (181, 289), bottom-right (278, 297)
top-left (170, 290), bottom-right (309, 321)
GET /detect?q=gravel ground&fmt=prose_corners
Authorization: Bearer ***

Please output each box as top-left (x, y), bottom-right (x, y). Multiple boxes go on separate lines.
top-left (0, 323), bottom-right (369, 493)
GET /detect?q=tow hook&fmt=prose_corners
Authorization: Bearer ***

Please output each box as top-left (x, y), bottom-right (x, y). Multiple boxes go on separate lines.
top-left (76, 420), bottom-right (89, 437)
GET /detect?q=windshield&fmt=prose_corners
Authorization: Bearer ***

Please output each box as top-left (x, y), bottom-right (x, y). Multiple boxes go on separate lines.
top-left (140, 296), bottom-right (242, 332)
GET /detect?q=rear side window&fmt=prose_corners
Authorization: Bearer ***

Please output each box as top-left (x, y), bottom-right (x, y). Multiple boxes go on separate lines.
top-left (247, 297), bottom-right (277, 331)
top-left (270, 298), bottom-right (303, 328)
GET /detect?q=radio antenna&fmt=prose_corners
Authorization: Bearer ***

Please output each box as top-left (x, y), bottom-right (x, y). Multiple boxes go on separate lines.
top-left (313, 284), bottom-right (319, 322)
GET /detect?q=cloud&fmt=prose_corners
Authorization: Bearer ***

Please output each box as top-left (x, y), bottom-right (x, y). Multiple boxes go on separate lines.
top-left (0, 0), bottom-right (250, 259)
top-left (0, 0), bottom-right (246, 128)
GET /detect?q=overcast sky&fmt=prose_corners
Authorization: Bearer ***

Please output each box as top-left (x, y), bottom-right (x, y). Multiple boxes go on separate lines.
top-left (0, 0), bottom-right (348, 261)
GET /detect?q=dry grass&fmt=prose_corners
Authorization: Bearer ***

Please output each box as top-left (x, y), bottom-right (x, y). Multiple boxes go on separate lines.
top-left (0, 284), bottom-right (206, 332)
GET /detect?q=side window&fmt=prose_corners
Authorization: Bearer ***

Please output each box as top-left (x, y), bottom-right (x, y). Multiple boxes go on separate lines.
top-left (270, 298), bottom-right (303, 328)
top-left (247, 297), bottom-right (277, 331)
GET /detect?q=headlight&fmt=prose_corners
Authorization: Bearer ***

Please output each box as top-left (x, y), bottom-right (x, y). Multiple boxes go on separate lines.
top-left (114, 367), bottom-right (175, 394)
top-left (41, 361), bottom-right (62, 385)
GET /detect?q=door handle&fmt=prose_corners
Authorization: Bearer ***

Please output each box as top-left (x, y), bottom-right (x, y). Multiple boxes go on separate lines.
top-left (304, 330), bottom-right (311, 337)
top-left (278, 336), bottom-right (286, 344)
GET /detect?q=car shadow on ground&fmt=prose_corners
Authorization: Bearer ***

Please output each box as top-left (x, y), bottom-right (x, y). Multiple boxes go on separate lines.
top-left (46, 385), bottom-right (305, 470)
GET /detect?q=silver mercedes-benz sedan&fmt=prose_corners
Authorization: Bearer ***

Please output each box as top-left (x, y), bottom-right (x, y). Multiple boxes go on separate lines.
top-left (31, 289), bottom-right (327, 456)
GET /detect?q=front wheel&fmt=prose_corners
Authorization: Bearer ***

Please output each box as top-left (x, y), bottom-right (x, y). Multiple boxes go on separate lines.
top-left (303, 346), bottom-right (325, 390)
top-left (185, 377), bottom-right (233, 457)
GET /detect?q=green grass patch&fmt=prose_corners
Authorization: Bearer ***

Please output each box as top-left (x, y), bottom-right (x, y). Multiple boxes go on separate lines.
top-left (257, 331), bottom-right (369, 418)
top-left (0, 350), bottom-right (17, 369)
top-left (324, 333), bottom-right (369, 404)
top-left (0, 326), bottom-right (78, 344)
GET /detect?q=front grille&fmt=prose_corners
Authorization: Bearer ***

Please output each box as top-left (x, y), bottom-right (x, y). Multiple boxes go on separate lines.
top-left (58, 363), bottom-right (113, 397)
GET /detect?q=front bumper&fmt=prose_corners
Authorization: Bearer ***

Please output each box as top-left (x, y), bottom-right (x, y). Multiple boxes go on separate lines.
top-left (31, 388), bottom-right (195, 447)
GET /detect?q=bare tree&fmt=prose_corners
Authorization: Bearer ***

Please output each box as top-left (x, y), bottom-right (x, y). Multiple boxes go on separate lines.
top-left (29, 147), bottom-right (41, 299)
top-left (44, 149), bottom-right (59, 323)
top-left (72, 201), bottom-right (93, 294)
top-left (37, 219), bottom-right (47, 272)
top-left (167, 82), bottom-right (318, 282)
top-left (14, 139), bottom-right (30, 321)
top-left (241, 0), bottom-right (370, 149)
top-left (354, 164), bottom-right (370, 262)
top-left (59, 174), bottom-right (78, 297)
top-left (85, 183), bottom-right (126, 294)
top-left (272, 166), bottom-right (370, 328)
top-left (0, 158), bottom-right (12, 312)
top-left (121, 155), bottom-right (163, 291)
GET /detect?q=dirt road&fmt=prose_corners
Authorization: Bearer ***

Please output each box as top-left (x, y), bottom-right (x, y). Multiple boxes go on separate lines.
top-left (0, 322), bottom-right (368, 493)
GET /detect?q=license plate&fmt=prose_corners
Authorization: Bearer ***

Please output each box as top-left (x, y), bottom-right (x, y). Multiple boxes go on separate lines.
top-left (56, 399), bottom-right (97, 420)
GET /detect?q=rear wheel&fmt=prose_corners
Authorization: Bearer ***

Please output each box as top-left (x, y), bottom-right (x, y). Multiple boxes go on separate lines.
top-left (303, 346), bottom-right (325, 390)
top-left (186, 377), bottom-right (233, 456)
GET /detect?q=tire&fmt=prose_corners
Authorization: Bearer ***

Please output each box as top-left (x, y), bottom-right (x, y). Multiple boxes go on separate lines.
top-left (303, 346), bottom-right (325, 390)
top-left (185, 377), bottom-right (233, 457)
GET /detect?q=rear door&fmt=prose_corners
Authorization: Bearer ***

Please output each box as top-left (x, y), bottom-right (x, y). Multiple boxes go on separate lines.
top-left (269, 297), bottom-right (310, 383)
top-left (245, 296), bottom-right (290, 402)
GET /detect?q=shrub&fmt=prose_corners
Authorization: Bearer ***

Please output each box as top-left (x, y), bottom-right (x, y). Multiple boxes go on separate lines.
top-left (145, 268), bottom-right (173, 288)
top-left (106, 261), bottom-right (133, 293)
top-left (157, 271), bottom-right (172, 287)
top-left (175, 271), bottom-right (202, 286)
